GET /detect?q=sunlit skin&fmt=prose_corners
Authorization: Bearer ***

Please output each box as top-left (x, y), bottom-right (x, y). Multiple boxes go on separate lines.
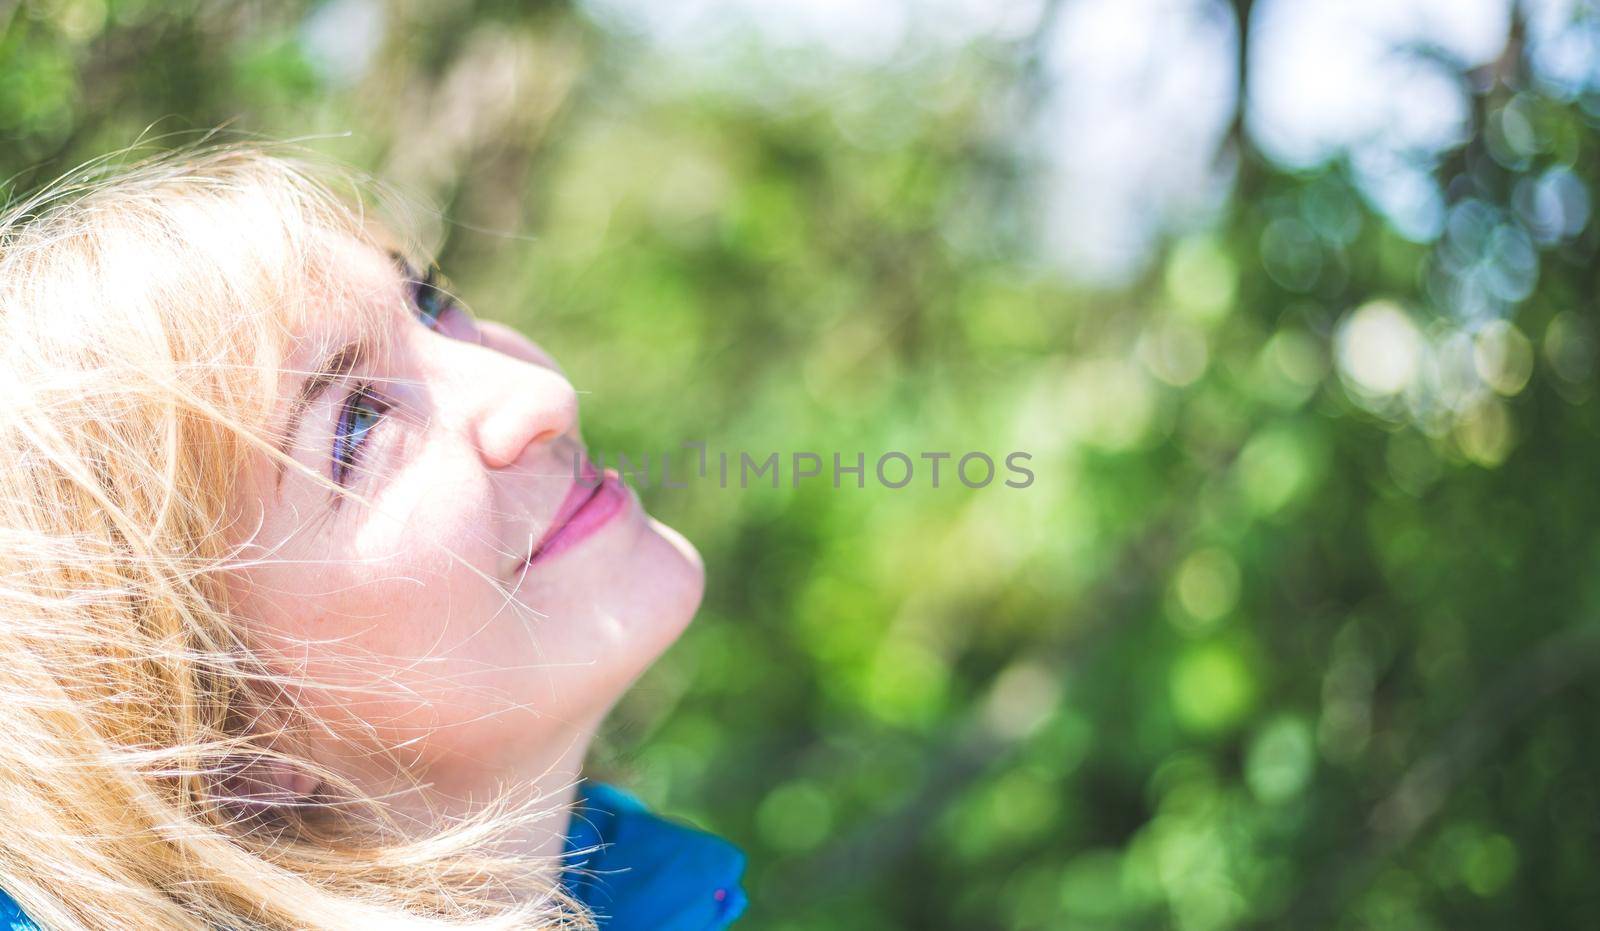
top-left (222, 237), bottom-right (705, 862)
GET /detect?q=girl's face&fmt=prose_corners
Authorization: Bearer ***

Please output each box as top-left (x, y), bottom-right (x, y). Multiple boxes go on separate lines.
top-left (225, 238), bottom-right (704, 793)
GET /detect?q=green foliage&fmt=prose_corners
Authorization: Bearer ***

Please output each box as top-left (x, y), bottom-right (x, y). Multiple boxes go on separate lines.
top-left (4, 2), bottom-right (1599, 928)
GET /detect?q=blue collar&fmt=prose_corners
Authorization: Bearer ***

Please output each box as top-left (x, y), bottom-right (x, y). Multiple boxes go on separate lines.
top-left (0, 779), bottom-right (748, 931)
top-left (563, 780), bottom-right (748, 931)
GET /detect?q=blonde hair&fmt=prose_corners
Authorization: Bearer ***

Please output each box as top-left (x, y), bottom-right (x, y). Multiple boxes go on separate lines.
top-left (0, 145), bottom-right (596, 929)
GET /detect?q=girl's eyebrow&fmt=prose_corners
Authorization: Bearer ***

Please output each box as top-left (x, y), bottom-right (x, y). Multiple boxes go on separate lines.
top-left (274, 339), bottom-right (367, 491)
top-left (387, 249), bottom-right (416, 279)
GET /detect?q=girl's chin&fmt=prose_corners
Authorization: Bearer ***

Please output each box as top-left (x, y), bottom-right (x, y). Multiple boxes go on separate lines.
top-left (524, 516), bottom-right (703, 636)
top-left (640, 517), bottom-right (707, 622)
top-left (647, 517), bottom-right (705, 580)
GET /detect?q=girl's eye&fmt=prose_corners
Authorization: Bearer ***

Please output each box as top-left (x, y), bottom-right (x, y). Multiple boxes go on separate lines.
top-left (411, 264), bottom-right (456, 330)
top-left (333, 383), bottom-right (389, 487)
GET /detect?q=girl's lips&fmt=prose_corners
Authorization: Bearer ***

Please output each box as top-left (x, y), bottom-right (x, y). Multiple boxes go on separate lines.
top-left (520, 465), bottom-right (630, 571)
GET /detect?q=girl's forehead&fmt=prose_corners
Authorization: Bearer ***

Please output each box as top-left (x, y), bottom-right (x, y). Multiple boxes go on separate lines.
top-left (287, 234), bottom-right (405, 332)
top-left (278, 236), bottom-right (410, 381)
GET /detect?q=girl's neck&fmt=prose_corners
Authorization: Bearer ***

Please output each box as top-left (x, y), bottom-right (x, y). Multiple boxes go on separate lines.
top-left (318, 722), bottom-right (596, 867)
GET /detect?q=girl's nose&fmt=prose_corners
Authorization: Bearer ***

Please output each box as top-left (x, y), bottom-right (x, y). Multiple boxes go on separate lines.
top-left (436, 337), bottom-right (580, 470)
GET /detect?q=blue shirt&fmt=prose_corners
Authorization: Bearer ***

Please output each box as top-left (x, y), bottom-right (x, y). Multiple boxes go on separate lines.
top-left (564, 780), bottom-right (748, 930)
top-left (0, 779), bottom-right (748, 930)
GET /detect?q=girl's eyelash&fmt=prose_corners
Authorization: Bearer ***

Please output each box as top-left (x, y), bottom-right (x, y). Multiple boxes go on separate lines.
top-left (332, 382), bottom-right (389, 489)
top-left (327, 258), bottom-right (458, 494)
top-left (410, 263), bottom-right (456, 329)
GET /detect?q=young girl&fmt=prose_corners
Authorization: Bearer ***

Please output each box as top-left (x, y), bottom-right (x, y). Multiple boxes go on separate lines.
top-left (0, 146), bottom-right (747, 930)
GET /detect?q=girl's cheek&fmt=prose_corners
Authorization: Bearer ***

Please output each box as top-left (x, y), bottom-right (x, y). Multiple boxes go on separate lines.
top-left (354, 450), bottom-right (494, 576)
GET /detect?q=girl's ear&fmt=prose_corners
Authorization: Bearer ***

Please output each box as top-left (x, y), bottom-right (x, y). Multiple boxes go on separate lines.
top-left (213, 752), bottom-right (321, 821)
